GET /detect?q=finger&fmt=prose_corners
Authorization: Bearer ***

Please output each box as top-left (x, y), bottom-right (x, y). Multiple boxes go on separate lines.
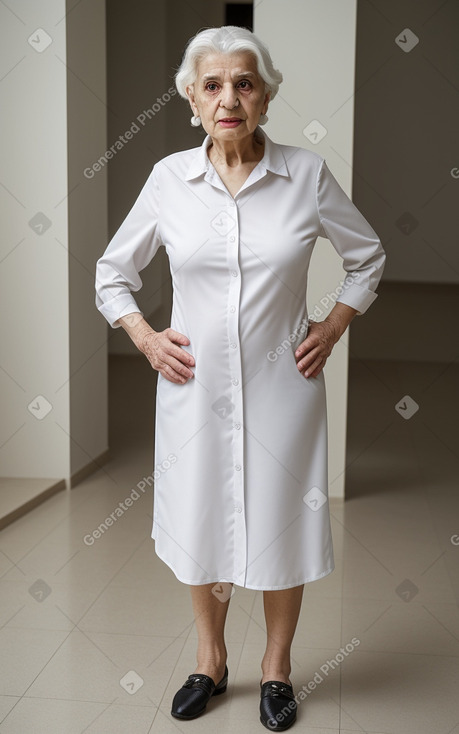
top-left (162, 363), bottom-right (188, 384)
top-left (167, 328), bottom-right (191, 346)
top-left (295, 332), bottom-right (323, 358)
top-left (303, 356), bottom-right (325, 378)
top-left (295, 339), bottom-right (312, 358)
top-left (296, 345), bottom-right (321, 372)
top-left (163, 354), bottom-right (194, 379)
top-left (161, 334), bottom-right (195, 366)
top-left (166, 343), bottom-right (195, 367)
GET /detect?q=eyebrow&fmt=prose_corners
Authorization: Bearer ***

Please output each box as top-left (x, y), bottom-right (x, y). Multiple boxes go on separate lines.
top-left (201, 71), bottom-right (257, 81)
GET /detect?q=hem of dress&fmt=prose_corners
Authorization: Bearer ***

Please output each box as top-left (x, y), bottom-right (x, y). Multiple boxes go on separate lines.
top-left (152, 538), bottom-right (335, 590)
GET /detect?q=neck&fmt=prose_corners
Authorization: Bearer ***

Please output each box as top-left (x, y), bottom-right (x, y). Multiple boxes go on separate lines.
top-left (207, 128), bottom-right (264, 168)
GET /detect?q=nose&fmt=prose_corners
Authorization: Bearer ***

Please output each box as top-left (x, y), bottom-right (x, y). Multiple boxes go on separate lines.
top-left (219, 83), bottom-right (239, 111)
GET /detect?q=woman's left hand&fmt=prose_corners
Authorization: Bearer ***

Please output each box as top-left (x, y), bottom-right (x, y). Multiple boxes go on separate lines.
top-left (294, 320), bottom-right (339, 379)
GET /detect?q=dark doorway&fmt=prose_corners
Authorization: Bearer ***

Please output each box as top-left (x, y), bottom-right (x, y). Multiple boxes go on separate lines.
top-left (225, 3), bottom-right (253, 30)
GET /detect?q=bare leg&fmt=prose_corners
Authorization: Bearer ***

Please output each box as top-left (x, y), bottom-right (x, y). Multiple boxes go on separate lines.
top-left (189, 582), bottom-right (231, 685)
top-left (261, 584), bottom-right (304, 685)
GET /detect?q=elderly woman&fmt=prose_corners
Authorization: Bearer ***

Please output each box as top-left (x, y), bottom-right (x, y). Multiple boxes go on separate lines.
top-left (95, 25), bottom-right (385, 732)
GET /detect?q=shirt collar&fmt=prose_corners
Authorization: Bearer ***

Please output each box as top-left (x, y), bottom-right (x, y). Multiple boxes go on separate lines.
top-left (184, 125), bottom-right (289, 181)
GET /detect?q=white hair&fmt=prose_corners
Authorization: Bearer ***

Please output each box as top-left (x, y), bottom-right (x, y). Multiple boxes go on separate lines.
top-left (174, 25), bottom-right (283, 101)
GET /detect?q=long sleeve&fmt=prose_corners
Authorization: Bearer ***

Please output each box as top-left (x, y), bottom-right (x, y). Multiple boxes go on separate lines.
top-left (95, 163), bottom-right (163, 328)
top-left (316, 158), bottom-right (386, 315)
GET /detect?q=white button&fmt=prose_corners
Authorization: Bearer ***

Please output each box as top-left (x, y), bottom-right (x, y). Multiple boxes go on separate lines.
top-left (234, 505), bottom-right (242, 513)
top-left (229, 235), bottom-right (235, 242)
top-left (234, 423), bottom-right (241, 430)
top-left (229, 201), bottom-right (236, 207)
top-left (230, 342), bottom-right (237, 349)
top-left (229, 306), bottom-right (236, 313)
top-left (230, 270), bottom-right (238, 277)
top-left (232, 378), bottom-right (239, 386)
top-left (235, 464), bottom-right (241, 471)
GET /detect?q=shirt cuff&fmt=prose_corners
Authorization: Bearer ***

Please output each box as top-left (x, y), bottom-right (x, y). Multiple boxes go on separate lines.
top-left (96, 293), bottom-right (143, 328)
top-left (335, 281), bottom-right (378, 315)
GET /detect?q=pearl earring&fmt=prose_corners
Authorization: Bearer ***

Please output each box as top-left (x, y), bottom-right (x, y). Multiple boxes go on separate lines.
top-left (190, 115), bottom-right (201, 127)
top-left (259, 113), bottom-right (268, 125)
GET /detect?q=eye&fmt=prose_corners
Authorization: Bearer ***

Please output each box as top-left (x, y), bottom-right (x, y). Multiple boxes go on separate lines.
top-left (204, 80), bottom-right (252, 92)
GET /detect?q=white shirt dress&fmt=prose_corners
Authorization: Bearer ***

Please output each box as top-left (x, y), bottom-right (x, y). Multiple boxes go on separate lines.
top-left (95, 126), bottom-right (386, 590)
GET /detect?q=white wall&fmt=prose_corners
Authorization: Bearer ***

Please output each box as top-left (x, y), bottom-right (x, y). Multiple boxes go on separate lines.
top-left (255, 0), bottom-right (359, 498)
top-left (0, 0), bottom-right (107, 484)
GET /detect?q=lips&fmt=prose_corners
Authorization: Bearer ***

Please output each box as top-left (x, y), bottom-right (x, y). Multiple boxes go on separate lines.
top-left (219, 118), bottom-right (242, 122)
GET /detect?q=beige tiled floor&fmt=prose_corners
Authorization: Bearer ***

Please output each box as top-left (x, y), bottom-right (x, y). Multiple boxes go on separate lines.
top-left (0, 355), bottom-right (458, 733)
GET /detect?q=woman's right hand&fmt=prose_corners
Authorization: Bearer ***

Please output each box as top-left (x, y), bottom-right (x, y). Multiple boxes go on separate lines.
top-left (141, 328), bottom-right (195, 384)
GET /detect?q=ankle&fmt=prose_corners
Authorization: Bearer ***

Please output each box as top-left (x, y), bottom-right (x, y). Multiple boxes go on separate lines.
top-left (196, 645), bottom-right (227, 666)
top-left (261, 657), bottom-right (291, 685)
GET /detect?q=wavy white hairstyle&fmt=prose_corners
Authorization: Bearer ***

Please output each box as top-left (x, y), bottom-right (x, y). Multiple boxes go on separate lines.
top-left (174, 25), bottom-right (283, 101)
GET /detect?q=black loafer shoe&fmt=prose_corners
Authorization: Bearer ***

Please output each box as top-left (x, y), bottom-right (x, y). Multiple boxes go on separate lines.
top-left (171, 665), bottom-right (228, 720)
top-left (260, 679), bottom-right (297, 731)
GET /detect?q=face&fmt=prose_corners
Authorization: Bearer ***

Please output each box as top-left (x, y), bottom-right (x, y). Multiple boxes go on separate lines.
top-left (186, 51), bottom-right (271, 142)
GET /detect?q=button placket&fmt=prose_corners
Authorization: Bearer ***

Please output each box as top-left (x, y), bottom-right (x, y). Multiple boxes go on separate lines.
top-left (225, 196), bottom-right (247, 586)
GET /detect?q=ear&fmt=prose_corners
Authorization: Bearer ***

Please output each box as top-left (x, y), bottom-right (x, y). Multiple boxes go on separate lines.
top-left (186, 84), bottom-right (199, 115)
top-left (262, 90), bottom-right (271, 115)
